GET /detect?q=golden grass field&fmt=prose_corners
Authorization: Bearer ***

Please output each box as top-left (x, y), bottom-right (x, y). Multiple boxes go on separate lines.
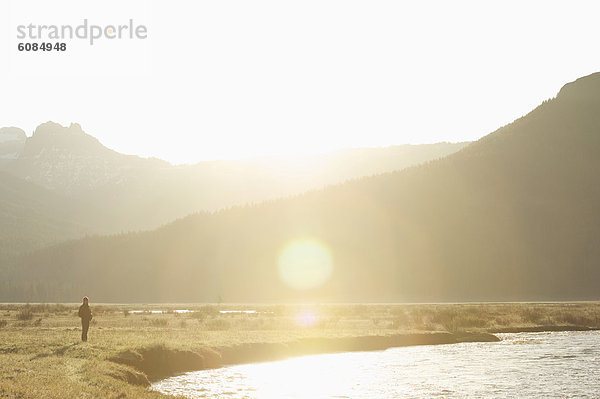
top-left (1, 302), bottom-right (599, 398)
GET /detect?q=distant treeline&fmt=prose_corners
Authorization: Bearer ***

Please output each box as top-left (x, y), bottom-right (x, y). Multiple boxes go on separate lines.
top-left (4, 73), bottom-right (600, 302)
top-left (0, 281), bottom-right (80, 303)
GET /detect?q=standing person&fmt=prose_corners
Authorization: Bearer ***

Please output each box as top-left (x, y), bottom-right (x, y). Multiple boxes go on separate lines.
top-left (78, 296), bottom-right (93, 342)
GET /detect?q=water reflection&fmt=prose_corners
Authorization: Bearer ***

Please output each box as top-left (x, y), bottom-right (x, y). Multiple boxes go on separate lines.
top-left (152, 331), bottom-right (600, 398)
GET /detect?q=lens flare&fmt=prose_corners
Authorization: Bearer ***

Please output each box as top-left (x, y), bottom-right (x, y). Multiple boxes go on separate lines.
top-left (296, 310), bottom-right (318, 327)
top-left (278, 239), bottom-right (333, 290)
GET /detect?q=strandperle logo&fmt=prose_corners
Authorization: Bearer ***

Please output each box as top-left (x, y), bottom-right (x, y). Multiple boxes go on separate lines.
top-left (16, 19), bottom-right (148, 45)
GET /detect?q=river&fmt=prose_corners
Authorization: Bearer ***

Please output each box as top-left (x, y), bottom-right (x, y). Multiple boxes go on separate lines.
top-left (152, 331), bottom-right (600, 398)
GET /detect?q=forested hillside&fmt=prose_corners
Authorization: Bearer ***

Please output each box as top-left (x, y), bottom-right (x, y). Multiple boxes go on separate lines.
top-left (5, 73), bottom-right (600, 302)
top-left (0, 122), bottom-right (466, 258)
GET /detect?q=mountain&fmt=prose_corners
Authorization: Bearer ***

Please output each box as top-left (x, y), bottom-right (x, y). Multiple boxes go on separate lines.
top-left (9, 72), bottom-right (598, 303)
top-left (0, 123), bottom-right (467, 256)
top-left (0, 171), bottom-right (106, 265)
top-left (12, 72), bottom-right (600, 303)
top-left (2, 122), bottom-right (175, 232)
top-left (8, 122), bottom-right (168, 192)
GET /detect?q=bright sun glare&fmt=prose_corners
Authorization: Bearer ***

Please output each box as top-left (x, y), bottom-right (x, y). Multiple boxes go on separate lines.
top-left (278, 239), bottom-right (333, 291)
top-left (295, 310), bottom-right (319, 328)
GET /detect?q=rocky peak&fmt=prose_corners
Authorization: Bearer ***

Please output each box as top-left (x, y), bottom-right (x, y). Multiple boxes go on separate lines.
top-left (4, 122), bottom-right (160, 195)
top-left (23, 121), bottom-right (107, 158)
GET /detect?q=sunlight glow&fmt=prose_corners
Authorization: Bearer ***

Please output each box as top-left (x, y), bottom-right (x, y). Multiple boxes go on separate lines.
top-left (4, 1), bottom-right (600, 163)
top-left (295, 310), bottom-right (319, 328)
top-left (278, 239), bottom-right (333, 290)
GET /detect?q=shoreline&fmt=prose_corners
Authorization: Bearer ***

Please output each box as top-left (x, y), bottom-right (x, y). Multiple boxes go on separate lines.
top-left (110, 325), bottom-right (598, 387)
top-left (216, 331), bottom-right (499, 367)
top-left (111, 331), bottom-right (500, 385)
top-left (489, 325), bottom-right (597, 333)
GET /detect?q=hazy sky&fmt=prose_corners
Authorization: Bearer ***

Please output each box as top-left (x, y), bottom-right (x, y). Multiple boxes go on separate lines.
top-left (1, 0), bottom-right (599, 164)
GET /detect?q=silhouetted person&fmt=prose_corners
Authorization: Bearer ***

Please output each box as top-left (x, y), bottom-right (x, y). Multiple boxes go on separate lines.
top-left (78, 296), bottom-right (93, 341)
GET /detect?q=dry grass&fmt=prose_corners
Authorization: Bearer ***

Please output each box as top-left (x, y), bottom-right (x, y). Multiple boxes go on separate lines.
top-left (0, 302), bottom-right (598, 398)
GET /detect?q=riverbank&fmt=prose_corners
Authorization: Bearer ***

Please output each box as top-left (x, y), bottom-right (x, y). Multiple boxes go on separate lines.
top-left (110, 325), bottom-right (599, 384)
top-left (490, 325), bottom-right (596, 333)
top-left (1, 302), bottom-right (598, 398)
top-left (152, 330), bottom-right (600, 399)
top-left (109, 331), bottom-right (500, 382)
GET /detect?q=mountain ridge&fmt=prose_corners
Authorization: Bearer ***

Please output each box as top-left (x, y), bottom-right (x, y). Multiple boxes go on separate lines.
top-left (0, 122), bottom-right (468, 260)
top-left (6, 72), bottom-right (600, 302)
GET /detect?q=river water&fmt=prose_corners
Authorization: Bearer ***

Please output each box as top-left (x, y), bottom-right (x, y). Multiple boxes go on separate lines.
top-left (152, 331), bottom-right (600, 398)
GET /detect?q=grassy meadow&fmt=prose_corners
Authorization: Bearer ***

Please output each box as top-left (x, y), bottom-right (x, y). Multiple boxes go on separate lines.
top-left (1, 302), bottom-right (599, 398)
